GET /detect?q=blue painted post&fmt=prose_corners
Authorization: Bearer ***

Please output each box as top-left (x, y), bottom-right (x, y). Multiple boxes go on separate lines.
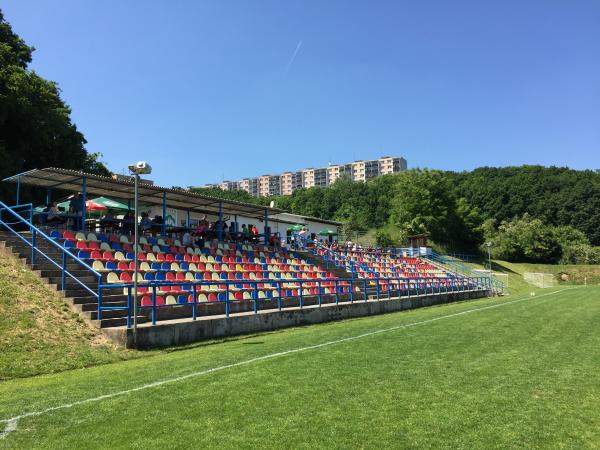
top-left (263, 209), bottom-right (268, 245)
top-left (151, 286), bottom-right (157, 325)
top-left (335, 280), bottom-right (339, 304)
top-left (97, 280), bottom-right (103, 321)
top-left (299, 281), bottom-right (304, 308)
top-left (277, 284), bottom-right (282, 310)
top-left (81, 176), bottom-right (87, 231)
top-left (127, 287), bottom-right (132, 328)
top-left (318, 280), bottom-right (322, 306)
top-left (192, 285), bottom-right (197, 320)
top-left (218, 202), bottom-right (223, 241)
top-left (375, 279), bottom-right (380, 300)
top-left (225, 284), bottom-right (230, 317)
top-left (387, 280), bottom-right (391, 300)
top-left (31, 229), bottom-right (36, 265)
top-left (16, 175), bottom-right (20, 205)
top-left (61, 251), bottom-right (66, 290)
top-left (253, 282), bottom-right (258, 313)
top-left (363, 279), bottom-right (367, 302)
top-left (161, 192), bottom-right (167, 236)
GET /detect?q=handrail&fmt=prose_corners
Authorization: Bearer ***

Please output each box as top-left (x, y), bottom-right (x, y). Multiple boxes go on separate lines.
top-left (295, 233), bottom-right (378, 278)
top-left (0, 201), bottom-right (101, 297)
top-left (97, 274), bottom-right (491, 326)
top-left (426, 250), bottom-right (506, 292)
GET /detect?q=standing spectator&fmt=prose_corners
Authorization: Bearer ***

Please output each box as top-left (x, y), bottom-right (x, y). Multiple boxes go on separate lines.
top-left (241, 224), bottom-right (250, 242)
top-left (140, 212), bottom-right (152, 234)
top-left (69, 192), bottom-right (84, 230)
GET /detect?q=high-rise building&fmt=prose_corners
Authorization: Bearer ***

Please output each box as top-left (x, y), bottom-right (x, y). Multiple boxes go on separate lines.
top-left (200, 156), bottom-right (407, 197)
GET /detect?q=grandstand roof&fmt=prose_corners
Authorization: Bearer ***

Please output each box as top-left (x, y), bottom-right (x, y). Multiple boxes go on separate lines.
top-left (3, 167), bottom-right (285, 219)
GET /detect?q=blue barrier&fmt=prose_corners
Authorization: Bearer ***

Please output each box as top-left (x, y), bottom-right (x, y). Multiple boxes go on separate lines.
top-left (98, 275), bottom-right (491, 326)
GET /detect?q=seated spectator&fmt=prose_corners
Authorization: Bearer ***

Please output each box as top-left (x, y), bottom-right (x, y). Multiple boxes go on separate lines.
top-left (182, 231), bottom-right (192, 246)
top-left (45, 202), bottom-right (66, 227)
top-left (122, 211), bottom-right (135, 234)
top-left (99, 210), bottom-right (116, 232)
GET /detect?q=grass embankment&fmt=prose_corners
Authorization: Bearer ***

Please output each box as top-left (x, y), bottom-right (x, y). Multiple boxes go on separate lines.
top-left (0, 248), bottom-right (144, 380)
top-left (0, 287), bottom-right (598, 448)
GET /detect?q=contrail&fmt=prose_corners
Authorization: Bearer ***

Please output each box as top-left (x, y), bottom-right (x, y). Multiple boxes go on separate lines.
top-left (285, 40), bottom-right (303, 71)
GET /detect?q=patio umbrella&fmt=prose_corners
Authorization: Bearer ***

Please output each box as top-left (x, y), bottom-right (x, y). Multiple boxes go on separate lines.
top-left (287, 224), bottom-right (304, 232)
top-left (57, 199), bottom-right (107, 211)
top-left (91, 197), bottom-right (130, 211)
top-left (318, 228), bottom-right (337, 236)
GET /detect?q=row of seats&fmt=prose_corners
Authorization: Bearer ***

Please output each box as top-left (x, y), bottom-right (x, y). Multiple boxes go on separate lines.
top-left (54, 230), bottom-right (278, 253)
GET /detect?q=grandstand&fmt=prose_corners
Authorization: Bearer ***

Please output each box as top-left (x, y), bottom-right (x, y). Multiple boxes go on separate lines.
top-left (0, 168), bottom-right (493, 348)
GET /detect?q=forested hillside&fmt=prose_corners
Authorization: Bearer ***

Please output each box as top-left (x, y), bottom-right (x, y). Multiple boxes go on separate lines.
top-left (191, 166), bottom-right (600, 263)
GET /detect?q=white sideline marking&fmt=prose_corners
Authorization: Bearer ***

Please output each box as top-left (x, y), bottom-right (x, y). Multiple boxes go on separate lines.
top-left (0, 288), bottom-right (575, 439)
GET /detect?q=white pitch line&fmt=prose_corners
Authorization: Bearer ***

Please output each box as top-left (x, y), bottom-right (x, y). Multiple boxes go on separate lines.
top-left (0, 288), bottom-right (575, 439)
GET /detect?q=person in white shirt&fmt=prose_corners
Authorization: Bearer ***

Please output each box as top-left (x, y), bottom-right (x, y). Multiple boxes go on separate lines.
top-left (182, 231), bottom-right (192, 246)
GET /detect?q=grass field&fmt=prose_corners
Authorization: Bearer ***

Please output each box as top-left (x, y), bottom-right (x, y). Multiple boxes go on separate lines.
top-left (0, 286), bottom-right (598, 449)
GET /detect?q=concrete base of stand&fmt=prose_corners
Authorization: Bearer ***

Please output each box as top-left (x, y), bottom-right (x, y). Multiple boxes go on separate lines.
top-left (104, 289), bottom-right (491, 349)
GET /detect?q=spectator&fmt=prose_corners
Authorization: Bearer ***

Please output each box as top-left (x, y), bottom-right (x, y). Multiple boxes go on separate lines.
top-left (241, 224), bottom-right (250, 242)
top-left (122, 211), bottom-right (135, 234)
top-left (45, 202), bottom-right (66, 227)
top-left (140, 212), bottom-right (152, 233)
top-left (182, 231), bottom-right (192, 246)
top-left (69, 192), bottom-right (83, 230)
top-left (251, 225), bottom-right (259, 243)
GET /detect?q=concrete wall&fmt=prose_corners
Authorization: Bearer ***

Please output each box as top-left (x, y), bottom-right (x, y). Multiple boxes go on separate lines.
top-left (105, 289), bottom-right (490, 349)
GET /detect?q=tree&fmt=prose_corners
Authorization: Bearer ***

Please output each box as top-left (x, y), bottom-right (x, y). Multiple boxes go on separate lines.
top-left (484, 214), bottom-right (561, 263)
top-left (0, 9), bottom-right (110, 204)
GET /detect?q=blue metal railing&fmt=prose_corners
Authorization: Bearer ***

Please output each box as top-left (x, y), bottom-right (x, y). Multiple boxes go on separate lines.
top-left (0, 201), bottom-right (102, 298)
top-left (426, 250), bottom-right (506, 293)
top-left (293, 234), bottom-right (379, 279)
top-left (97, 275), bottom-right (492, 327)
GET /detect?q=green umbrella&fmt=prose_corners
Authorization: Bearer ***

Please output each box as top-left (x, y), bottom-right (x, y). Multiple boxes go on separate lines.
top-left (92, 197), bottom-right (130, 211)
top-left (318, 228), bottom-right (337, 236)
top-left (287, 224), bottom-right (304, 232)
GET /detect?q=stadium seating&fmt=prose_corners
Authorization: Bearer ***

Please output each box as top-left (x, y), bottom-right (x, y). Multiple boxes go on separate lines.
top-left (51, 230), bottom-right (353, 304)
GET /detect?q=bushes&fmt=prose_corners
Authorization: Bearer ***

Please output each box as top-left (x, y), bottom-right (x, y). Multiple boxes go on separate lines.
top-left (483, 214), bottom-right (600, 263)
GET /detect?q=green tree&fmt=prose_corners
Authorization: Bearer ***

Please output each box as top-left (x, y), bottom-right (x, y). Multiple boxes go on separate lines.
top-left (0, 9), bottom-right (110, 204)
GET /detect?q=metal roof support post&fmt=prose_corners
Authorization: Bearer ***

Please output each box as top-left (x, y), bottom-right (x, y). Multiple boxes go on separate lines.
top-left (81, 176), bottom-right (87, 231)
top-left (46, 188), bottom-right (52, 205)
top-left (234, 215), bottom-right (238, 233)
top-left (161, 192), bottom-right (167, 236)
top-left (264, 209), bottom-right (268, 245)
top-left (186, 210), bottom-right (190, 229)
top-left (218, 202), bottom-right (223, 241)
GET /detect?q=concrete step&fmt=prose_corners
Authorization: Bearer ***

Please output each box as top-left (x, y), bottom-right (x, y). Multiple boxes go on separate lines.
top-left (96, 315), bottom-right (149, 328)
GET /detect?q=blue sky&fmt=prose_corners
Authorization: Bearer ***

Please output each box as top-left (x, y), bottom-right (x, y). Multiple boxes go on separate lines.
top-left (4, 0), bottom-right (599, 187)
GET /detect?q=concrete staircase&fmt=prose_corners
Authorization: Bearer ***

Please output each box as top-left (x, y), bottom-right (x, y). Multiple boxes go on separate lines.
top-left (0, 231), bottom-right (151, 328)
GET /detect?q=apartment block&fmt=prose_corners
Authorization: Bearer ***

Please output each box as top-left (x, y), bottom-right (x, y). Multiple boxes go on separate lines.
top-left (201, 156), bottom-right (407, 197)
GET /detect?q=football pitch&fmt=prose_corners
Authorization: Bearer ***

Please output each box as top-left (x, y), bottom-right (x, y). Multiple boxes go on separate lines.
top-left (1, 287), bottom-right (599, 449)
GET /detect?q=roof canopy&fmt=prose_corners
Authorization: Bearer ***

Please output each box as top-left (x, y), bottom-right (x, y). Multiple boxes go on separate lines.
top-left (3, 168), bottom-right (283, 219)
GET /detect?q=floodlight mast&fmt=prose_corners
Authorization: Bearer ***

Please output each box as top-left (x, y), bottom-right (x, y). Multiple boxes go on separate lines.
top-left (128, 162), bottom-right (152, 348)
